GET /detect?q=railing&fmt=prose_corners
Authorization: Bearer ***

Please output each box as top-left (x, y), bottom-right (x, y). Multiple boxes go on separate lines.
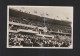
top-left (9, 22), bottom-right (71, 36)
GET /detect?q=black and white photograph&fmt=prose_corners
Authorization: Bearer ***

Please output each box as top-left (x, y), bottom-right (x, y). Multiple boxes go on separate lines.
top-left (7, 6), bottom-right (73, 49)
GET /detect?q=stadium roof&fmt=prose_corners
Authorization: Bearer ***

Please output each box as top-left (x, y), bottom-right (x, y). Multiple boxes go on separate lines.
top-left (9, 8), bottom-right (71, 26)
top-left (9, 6), bottom-right (73, 22)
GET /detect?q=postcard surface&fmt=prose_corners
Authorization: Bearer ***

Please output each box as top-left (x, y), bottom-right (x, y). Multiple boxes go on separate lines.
top-left (7, 6), bottom-right (73, 49)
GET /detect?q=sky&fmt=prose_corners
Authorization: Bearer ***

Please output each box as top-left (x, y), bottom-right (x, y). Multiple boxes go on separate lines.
top-left (8, 6), bottom-right (73, 22)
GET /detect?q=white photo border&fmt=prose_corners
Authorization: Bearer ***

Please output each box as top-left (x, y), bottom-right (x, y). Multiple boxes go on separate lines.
top-left (7, 5), bottom-right (73, 49)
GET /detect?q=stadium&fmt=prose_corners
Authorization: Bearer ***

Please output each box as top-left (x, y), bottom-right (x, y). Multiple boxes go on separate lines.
top-left (7, 6), bottom-right (73, 48)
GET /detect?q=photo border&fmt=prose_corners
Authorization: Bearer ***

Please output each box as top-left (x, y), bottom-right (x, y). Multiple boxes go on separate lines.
top-left (7, 5), bottom-right (73, 49)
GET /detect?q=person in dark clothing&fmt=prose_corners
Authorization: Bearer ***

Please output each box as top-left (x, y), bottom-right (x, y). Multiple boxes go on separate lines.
top-left (31, 38), bottom-right (36, 43)
top-left (33, 40), bottom-right (40, 47)
top-left (43, 41), bottom-right (49, 47)
top-left (54, 44), bottom-right (59, 47)
top-left (9, 38), bottom-right (14, 46)
top-left (49, 42), bottom-right (53, 47)
top-left (33, 42), bottom-right (40, 47)
top-left (60, 42), bottom-right (69, 47)
top-left (54, 41), bottom-right (59, 47)
top-left (20, 38), bottom-right (24, 46)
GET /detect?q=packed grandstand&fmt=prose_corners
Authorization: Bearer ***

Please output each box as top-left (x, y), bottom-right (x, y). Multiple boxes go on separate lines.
top-left (8, 8), bottom-right (72, 47)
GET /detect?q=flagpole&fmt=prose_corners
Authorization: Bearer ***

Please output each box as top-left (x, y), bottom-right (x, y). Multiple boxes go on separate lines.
top-left (44, 14), bottom-right (47, 35)
top-left (44, 17), bottom-right (45, 26)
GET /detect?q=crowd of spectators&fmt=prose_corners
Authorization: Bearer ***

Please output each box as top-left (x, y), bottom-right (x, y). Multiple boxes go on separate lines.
top-left (9, 33), bottom-right (71, 47)
top-left (9, 16), bottom-right (71, 33)
top-left (9, 16), bottom-right (72, 47)
top-left (9, 10), bottom-right (72, 47)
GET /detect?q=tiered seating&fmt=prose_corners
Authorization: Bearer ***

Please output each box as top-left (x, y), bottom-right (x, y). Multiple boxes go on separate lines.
top-left (8, 10), bottom-right (72, 47)
top-left (9, 16), bottom-right (71, 34)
